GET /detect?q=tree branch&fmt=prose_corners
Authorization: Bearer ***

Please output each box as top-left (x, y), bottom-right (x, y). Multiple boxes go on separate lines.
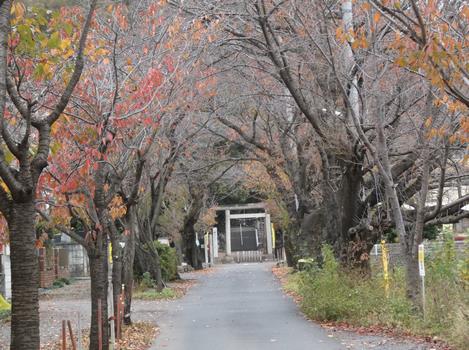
top-left (46, 0), bottom-right (98, 125)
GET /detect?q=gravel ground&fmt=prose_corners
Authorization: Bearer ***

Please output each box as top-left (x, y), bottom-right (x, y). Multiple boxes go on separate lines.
top-left (0, 277), bottom-right (190, 349)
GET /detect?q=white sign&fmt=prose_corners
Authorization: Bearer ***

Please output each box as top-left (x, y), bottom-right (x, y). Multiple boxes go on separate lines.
top-left (418, 244), bottom-right (425, 277)
top-left (212, 227), bottom-right (218, 258)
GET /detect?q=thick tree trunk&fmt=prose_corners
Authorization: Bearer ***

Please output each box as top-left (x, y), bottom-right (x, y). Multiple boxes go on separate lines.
top-left (89, 251), bottom-right (109, 350)
top-left (337, 165), bottom-right (375, 272)
top-left (9, 201), bottom-right (40, 350)
top-left (283, 230), bottom-right (296, 267)
top-left (296, 160), bottom-right (369, 270)
top-left (182, 217), bottom-right (203, 270)
top-left (191, 238), bottom-right (201, 270)
top-left (183, 228), bottom-right (202, 270)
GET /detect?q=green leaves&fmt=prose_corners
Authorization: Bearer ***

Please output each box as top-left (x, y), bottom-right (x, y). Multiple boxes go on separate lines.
top-left (16, 23), bottom-right (33, 48)
top-left (11, 4), bottom-right (78, 80)
top-left (2, 147), bottom-right (15, 165)
top-left (47, 31), bottom-right (61, 49)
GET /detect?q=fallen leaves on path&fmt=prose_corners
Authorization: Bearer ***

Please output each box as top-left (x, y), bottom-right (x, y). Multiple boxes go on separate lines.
top-left (115, 322), bottom-right (159, 350)
top-left (40, 322), bottom-right (158, 350)
top-left (191, 267), bottom-right (216, 275)
top-left (168, 279), bottom-right (197, 298)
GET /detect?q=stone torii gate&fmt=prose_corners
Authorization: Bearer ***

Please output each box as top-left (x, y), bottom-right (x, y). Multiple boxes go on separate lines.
top-left (213, 203), bottom-right (273, 257)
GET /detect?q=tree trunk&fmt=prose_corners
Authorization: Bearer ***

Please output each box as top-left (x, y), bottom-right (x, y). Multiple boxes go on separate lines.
top-left (191, 238), bottom-right (202, 270)
top-left (9, 201), bottom-right (40, 350)
top-left (110, 235), bottom-right (122, 328)
top-left (405, 252), bottom-right (421, 302)
top-left (89, 251), bottom-right (109, 350)
top-left (151, 245), bottom-right (164, 291)
top-left (182, 216), bottom-right (203, 270)
top-left (134, 240), bottom-right (164, 291)
top-left (183, 227), bottom-right (202, 270)
top-left (283, 230), bottom-right (296, 267)
top-left (296, 159), bottom-right (369, 270)
top-left (405, 91), bottom-right (435, 305)
top-left (122, 207), bottom-right (137, 325)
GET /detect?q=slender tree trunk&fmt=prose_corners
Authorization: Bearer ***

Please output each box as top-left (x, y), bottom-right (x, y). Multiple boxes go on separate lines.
top-left (122, 207), bottom-right (137, 325)
top-left (154, 251), bottom-right (164, 291)
top-left (9, 201), bottom-right (40, 350)
top-left (405, 253), bottom-right (422, 302)
top-left (405, 91), bottom-right (435, 304)
top-left (89, 251), bottom-right (109, 350)
top-left (134, 239), bottom-right (164, 291)
top-left (110, 235), bottom-right (122, 327)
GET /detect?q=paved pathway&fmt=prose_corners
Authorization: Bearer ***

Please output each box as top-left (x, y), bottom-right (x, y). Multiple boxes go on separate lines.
top-left (151, 263), bottom-right (430, 350)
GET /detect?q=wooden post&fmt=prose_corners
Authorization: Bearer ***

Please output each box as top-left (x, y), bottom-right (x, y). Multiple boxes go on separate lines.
top-left (121, 286), bottom-right (125, 324)
top-left (116, 294), bottom-right (120, 340)
top-left (117, 284), bottom-right (124, 339)
top-left (62, 320), bottom-right (67, 350)
top-left (77, 312), bottom-right (83, 350)
top-left (54, 249), bottom-right (59, 280)
top-left (67, 320), bottom-right (77, 350)
top-left (98, 298), bottom-right (103, 350)
top-left (108, 282), bottom-right (115, 349)
top-left (38, 248), bottom-right (45, 288)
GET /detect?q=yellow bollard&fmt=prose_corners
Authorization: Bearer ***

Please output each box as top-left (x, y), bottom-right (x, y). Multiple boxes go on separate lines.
top-left (0, 294), bottom-right (10, 310)
top-left (271, 223), bottom-right (276, 250)
top-left (381, 240), bottom-right (390, 298)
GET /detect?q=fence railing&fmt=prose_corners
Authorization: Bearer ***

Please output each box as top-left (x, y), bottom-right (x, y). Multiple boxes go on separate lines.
top-left (234, 250), bottom-right (263, 263)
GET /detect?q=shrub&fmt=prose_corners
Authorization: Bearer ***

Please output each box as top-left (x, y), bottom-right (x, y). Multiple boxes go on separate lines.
top-left (140, 272), bottom-right (155, 289)
top-left (287, 243), bottom-right (469, 349)
top-left (57, 277), bottom-right (71, 285)
top-left (424, 238), bottom-right (469, 348)
top-left (298, 261), bottom-right (415, 326)
top-left (154, 242), bottom-right (178, 282)
top-left (0, 309), bottom-right (11, 321)
top-left (52, 279), bottom-right (65, 288)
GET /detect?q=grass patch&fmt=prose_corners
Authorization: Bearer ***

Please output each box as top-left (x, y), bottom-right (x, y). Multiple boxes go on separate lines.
top-left (0, 309), bottom-right (11, 322)
top-left (50, 277), bottom-right (72, 289)
top-left (134, 288), bottom-right (178, 300)
top-left (281, 244), bottom-right (469, 349)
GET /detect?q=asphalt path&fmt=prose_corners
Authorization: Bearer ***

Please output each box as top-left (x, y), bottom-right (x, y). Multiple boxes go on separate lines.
top-left (152, 263), bottom-right (400, 350)
top-left (152, 263), bottom-right (433, 350)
